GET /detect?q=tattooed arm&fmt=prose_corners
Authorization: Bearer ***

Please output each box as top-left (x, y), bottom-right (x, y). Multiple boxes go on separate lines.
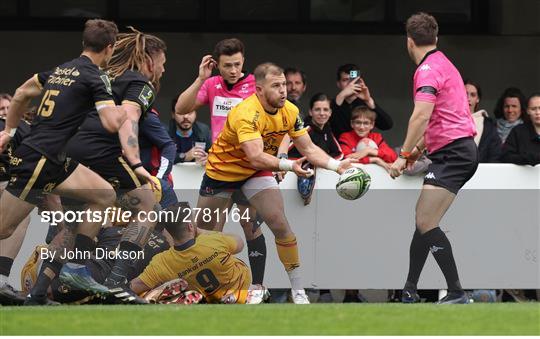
top-left (119, 103), bottom-right (143, 167)
top-left (118, 103), bottom-right (155, 185)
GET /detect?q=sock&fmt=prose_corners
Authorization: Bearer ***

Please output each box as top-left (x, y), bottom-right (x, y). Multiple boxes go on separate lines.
top-left (30, 260), bottom-right (63, 298)
top-left (287, 267), bottom-right (303, 291)
top-left (71, 234), bottom-right (96, 264)
top-left (275, 235), bottom-right (300, 272)
top-left (0, 256), bottom-right (14, 277)
top-left (404, 229), bottom-right (430, 290)
top-left (422, 227), bottom-right (463, 292)
top-left (275, 235), bottom-right (302, 290)
top-left (105, 241), bottom-right (141, 286)
top-left (247, 234), bottom-right (266, 285)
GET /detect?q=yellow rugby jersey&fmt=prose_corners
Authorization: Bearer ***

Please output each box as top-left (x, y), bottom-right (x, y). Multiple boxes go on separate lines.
top-left (206, 93), bottom-right (308, 181)
top-left (138, 232), bottom-right (251, 304)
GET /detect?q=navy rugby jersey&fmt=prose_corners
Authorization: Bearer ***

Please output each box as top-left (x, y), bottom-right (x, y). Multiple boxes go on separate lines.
top-left (22, 55), bottom-right (115, 164)
top-left (67, 70), bottom-right (155, 161)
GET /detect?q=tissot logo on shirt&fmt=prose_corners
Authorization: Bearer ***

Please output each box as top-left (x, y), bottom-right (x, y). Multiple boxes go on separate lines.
top-left (420, 64), bottom-right (431, 71)
top-left (138, 85), bottom-right (155, 111)
top-left (100, 75), bottom-right (113, 95)
top-left (212, 96), bottom-right (243, 117)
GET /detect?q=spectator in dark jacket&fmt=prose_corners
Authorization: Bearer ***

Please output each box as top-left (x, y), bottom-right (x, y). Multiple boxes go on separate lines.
top-left (330, 64), bottom-right (393, 138)
top-left (501, 93), bottom-right (540, 165)
top-left (168, 96), bottom-right (211, 164)
top-left (464, 80), bottom-right (501, 162)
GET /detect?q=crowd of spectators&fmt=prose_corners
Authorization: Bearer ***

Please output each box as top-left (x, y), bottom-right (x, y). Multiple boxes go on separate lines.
top-left (1, 49), bottom-right (538, 306)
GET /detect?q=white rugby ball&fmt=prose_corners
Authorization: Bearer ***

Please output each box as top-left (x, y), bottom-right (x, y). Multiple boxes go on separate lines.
top-left (335, 167), bottom-right (371, 200)
top-left (356, 138), bottom-right (378, 151)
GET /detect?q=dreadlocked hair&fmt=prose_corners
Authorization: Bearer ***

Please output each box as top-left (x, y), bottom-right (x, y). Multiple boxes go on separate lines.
top-left (107, 26), bottom-right (167, 92)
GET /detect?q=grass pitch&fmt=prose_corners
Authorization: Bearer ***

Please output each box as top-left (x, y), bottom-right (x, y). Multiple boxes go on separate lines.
top-left (1, 303), bottom-right (539, 335)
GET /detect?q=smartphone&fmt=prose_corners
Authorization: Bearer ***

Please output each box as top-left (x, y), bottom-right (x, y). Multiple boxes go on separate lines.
top-left (349, 70), bottom-right (360, 82)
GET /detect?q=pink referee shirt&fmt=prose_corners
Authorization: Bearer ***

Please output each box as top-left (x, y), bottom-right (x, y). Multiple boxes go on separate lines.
top-left (413, 50), bottom-right (476, 153)
top-left (197, 74), bottom-right (256, 142)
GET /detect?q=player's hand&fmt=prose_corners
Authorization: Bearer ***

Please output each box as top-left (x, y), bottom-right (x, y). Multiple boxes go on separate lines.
top-left (356, 78), bottom-right (375, 108)
top-left (0, 131), bottom-right (12, 153)
top-left (405, 147), bottom-right (424, 169)
top-left (274, 171), bottom-right (287, 183)
top-left (198, 55), bottom-right (216, 81)
top-left (389, 157), bottom-right (407, 179)
top-left (292, 157), bottom-right (313, 178)
top-left (336, 158), bottom-right (358, 174)
top-left (134, 167), bottom-right (159, 191)
top-left (340, 77), bottom-right (362, 98)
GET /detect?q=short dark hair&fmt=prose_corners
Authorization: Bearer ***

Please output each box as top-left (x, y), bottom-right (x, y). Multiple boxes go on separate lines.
top-left (528, 92), bottom-right (540, 106)
top-left (406, 12), bottom-right (438, 46)
top-left (254, 62), bottom-right (284, 84)
top-left (493, 87), bottom-right (528, 121)
top-left (82, 19), bottom-right (118, 53)
top-left (0, 93), bottom-right (12, 101)
top-left (284, 67), bottom-right (307, 85)
top-left (336, 64), bottom-right (359, 81)
top-left (157, 202), bottom-right (192, 240)
top-left (213, 38), bottom-right (245, 61)
top-left (309, 93), bottom-right (330, 110)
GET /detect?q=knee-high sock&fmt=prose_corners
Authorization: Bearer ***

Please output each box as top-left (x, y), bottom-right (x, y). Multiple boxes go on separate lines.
top-left (247, 234), bottom-right (266, 285)
top-left (404, 228), bottom-right (430, 290)
top-left (275, 235), bottom-right (303, 290)
top-left (422, 227), bottom-right (462, 291)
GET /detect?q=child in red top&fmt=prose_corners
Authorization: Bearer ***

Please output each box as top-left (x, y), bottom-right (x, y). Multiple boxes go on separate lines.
top-left (339, 106), bottom-right (397, 171)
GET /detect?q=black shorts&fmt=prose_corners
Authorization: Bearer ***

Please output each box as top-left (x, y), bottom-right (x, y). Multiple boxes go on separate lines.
top-left (6, 145), bottom-right (78, 205)
top-left (424, 137), bottom-right (479, 194)
top-left (199, 174), bottom-right (250, 206)
top-left (82, 156), bottom-right (141, 195)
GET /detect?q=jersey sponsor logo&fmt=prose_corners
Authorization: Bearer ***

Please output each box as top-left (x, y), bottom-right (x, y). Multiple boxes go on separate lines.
top-left (100, 75), bottom-right (113, 95)
top-left (251, 110), bottom-right (260, 131)
top-left (294, 115), bottom-right (304, 131)
top-left (215, 83), bottom-right (222, 89)
top-left (419, 64), bottom-right (431, 71)
top-left (212, 96), bottom-right (243, 117)
top-left (429, 245), bottom-right (444, 253)
top-left (138, 85), bottom-right (155, 111)
top-left (425, 172), bottom-right (436, 180)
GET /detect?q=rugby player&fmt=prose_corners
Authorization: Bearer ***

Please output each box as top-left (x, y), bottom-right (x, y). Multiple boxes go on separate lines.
top-left (0, 19), bottom-right (126, 305)
top-left (0, 111), bottom-right (30, 305)
top-left (175, 38), bottom-right (267, 290)
top-left (130, 202), bottom-right (264, 304)
top-left (185, 62), bottom-right (356, 304)
top-left (59, 28), bottom-right (167, 303)
top-left (389, 13), bottom-right (478, 304)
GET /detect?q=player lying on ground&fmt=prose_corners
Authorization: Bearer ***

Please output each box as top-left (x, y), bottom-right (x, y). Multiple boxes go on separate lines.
top-left (130, 202), bottom-right (268, 304)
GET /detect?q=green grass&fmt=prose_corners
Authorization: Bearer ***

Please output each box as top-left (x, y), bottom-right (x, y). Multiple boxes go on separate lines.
top-left (1, 303), bottom-right (539, 335)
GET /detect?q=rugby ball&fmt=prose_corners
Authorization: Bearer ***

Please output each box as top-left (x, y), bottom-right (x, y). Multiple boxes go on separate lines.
top-left (356, 138), bottom-right (378, 151)
top-left (336, 167), bottom-right (371, 200)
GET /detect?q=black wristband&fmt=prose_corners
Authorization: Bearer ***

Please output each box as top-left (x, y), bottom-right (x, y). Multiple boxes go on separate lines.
top-left (130, 162), bottom-right (143, 170)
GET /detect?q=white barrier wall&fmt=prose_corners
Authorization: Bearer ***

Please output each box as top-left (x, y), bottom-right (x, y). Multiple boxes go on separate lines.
top-left (9, 164), bottom-right (540, 289)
